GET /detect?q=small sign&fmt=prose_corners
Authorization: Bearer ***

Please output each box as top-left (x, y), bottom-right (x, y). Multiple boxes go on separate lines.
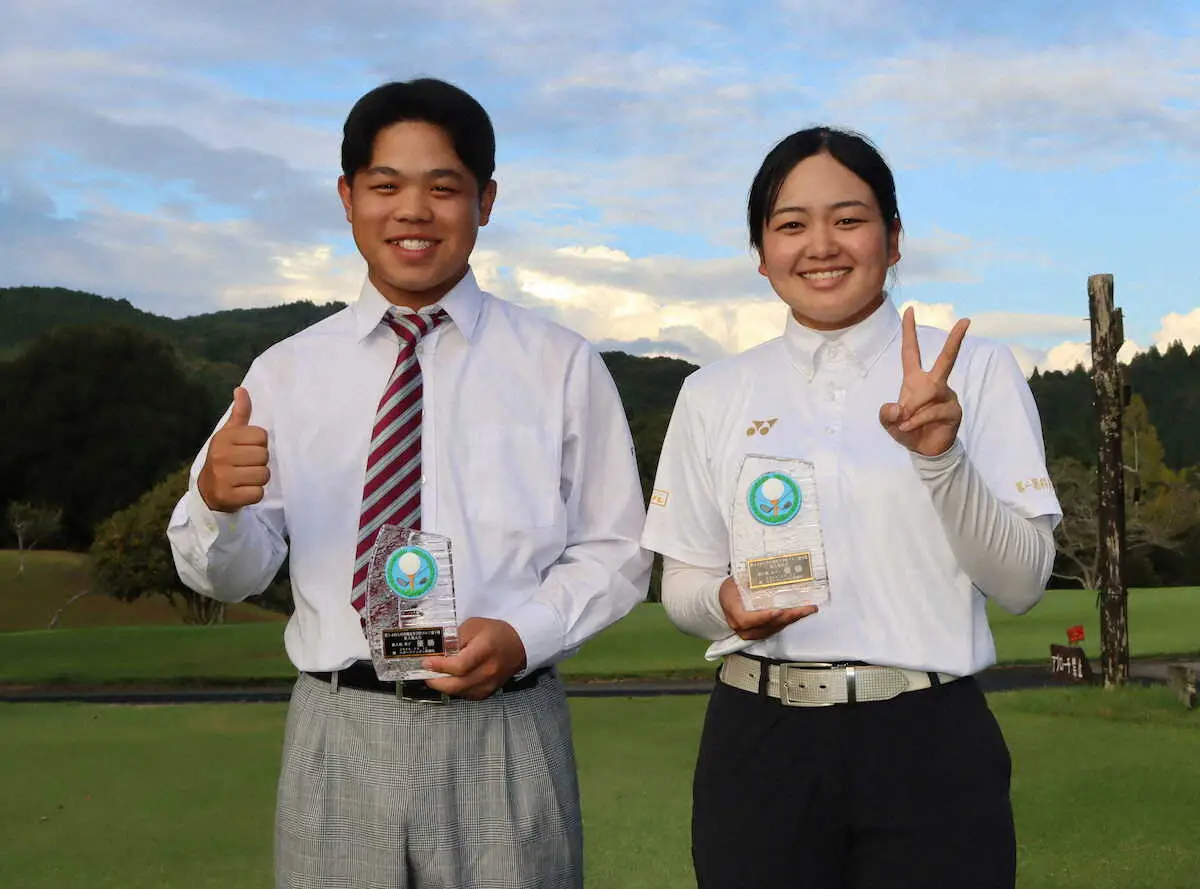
top-left (746, 552), bottom-right (813, 590)
top-left (1049, 644), bottom-right (1094, 683)
top-left (382, 627), bottom-right (445, 659)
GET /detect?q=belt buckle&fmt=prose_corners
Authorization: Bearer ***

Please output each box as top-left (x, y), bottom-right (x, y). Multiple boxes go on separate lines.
top-left (397, 680), bottom-right (449, 705)
top-left (779, 662), bottom-right (839, 707)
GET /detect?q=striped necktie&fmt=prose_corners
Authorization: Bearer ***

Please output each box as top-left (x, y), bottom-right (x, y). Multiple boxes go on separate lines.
top-left (351, 307), bottom-right (449, 616)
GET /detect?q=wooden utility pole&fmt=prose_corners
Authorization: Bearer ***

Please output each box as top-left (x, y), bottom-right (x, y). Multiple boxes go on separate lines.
top-left (1088, 274), bottom-right (1130, 688)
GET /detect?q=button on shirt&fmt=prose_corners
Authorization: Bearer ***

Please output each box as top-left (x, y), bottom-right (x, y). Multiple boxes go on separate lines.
top-left (168, 270), bottom-right (652, 674)
top-left (642, 298), bottom-right (1061, 676)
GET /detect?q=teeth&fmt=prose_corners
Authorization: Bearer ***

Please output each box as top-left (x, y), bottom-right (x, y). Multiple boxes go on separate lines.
top-left (392, 239), bottom-right (434, 250)
top-left (801, 269), bottom-right (849, 280)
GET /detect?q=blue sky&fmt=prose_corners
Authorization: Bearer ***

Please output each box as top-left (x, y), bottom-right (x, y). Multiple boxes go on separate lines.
top-left (1, 0), bottom-right (1197, 372)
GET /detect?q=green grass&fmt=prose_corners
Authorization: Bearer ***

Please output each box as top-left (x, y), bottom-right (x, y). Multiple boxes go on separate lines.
top-left (0, 602), bottom-right (710, 687)
top-left (0, 623), bottom-right (294, 686)
top-left (1, 688), bottom-right (1196, 888)
top-left (2, 588), bottom-right (1199, 687)
top-left (989, 587), bottom-right (1200, 663)
top-left (563, 603), bottom-right (709, 679)
top-left (993, 687), bottom-right (1200, 888)
top-left (0, 550), bottom-right (282, 631)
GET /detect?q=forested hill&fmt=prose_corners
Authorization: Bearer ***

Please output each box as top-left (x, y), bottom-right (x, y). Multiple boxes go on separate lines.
top-left (4, 284), bottom-right (1200, 471)
top-left (0, 284), bottom-right (695, 417)
top-left (1030, 343), bottom-right (1200, 469)
top-left (0, 286), bottom-right (346, 367)
top-left (0, 287), bottom-right (174, 357)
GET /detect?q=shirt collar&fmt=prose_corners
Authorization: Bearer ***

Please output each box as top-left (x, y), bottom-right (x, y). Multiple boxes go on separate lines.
top-left (351, 267), bottom-right (484, 343)
top-left (782, 294), bottom-right (901, 379)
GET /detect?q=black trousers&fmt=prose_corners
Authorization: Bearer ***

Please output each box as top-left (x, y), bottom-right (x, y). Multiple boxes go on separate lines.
top-left (692, 675), bottom-right (1015, 889)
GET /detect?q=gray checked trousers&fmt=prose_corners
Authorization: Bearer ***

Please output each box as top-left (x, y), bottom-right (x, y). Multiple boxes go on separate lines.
top-left (275, 670), bottom-right (583, 889)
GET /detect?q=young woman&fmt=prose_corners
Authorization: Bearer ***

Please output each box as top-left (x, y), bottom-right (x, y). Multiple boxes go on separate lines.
top-left (642, 128), bottom-right (1060, 889)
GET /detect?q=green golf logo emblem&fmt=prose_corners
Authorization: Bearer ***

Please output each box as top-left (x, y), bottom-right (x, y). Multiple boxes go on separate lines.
top-left (385, 546), bottom-right (438, 600)
top-left (748, 472), bottom-right (801, 526)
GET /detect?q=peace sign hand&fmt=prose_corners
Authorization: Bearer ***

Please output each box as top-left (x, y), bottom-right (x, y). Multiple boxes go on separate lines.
top-left (878, 308), bottom-right (971, 457)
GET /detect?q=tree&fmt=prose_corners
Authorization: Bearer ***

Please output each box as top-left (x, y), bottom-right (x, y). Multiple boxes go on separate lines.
top-left (90, 467), bottom-right (226, 625)
top-left (1123, 394), bottom-right (1166, 489)
top-left (6, 501), bottom-right (62, 575)
top-left (1119, 395), bottom-right (1200, 559)
top-left (1050, 456), bottom-right (1105, 591)
top-left (1028, 341), bottom-right (1200, 470)
top-left (0, 324), bottom-right (216, 548)
top-left (1049, 454), bottom-right (1200, 592)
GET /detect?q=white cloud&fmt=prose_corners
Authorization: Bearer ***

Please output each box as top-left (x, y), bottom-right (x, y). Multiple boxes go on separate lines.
top-left (1026, 305), bottom-right (1200, 374)
top-left (897, 300), bottom-right (1088, 340)
top-left (1041, 341), bottom-right (1093, 373)
top-left (220, 246), bottom-right (365, 309)
top-left (0, 202), bottom-right (358, 316)
top-left (472, 244), bottom-right (785, 358)
top-left (895, 299), bottom-right (1150, 376)
top-left (1039, 339), bottom-right (1145, 373)
top-left (899, 300), bottom-right (957, 330)
top-left (1007, 344), bottom-right (1043, 378)
top-left (2, 0), bottom-right (1195, 370)
top-left (595, 324), bottom-right (729, 365)
top-left (1155, 308), bottom-right (1200, 351)
top-left (840, 35), bottom-right (1200, 163)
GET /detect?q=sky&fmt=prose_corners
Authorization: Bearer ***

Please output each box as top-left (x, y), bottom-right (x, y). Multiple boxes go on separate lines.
top-left (1, 0), bottom-right (1198, 374)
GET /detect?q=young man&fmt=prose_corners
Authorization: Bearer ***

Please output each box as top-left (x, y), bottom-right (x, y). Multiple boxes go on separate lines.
top-left (168, 78), bottom-right (651, 889)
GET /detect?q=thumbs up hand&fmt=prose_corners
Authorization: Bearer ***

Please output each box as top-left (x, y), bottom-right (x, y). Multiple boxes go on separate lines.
top-left (197, 387), bottom-right (271, 513)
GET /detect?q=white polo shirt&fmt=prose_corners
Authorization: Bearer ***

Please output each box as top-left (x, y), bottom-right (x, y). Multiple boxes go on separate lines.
top-left (642, 297), bottom-right (1061, 676)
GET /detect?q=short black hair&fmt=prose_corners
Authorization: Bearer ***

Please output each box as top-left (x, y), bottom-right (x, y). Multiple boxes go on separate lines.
top-left (341, 78), bottom-right (495, 194)
top-left (747, 126), bottom-right (899, 254)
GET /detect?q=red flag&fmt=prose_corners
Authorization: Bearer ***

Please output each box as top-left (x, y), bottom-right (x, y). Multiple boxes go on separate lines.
top-left (1066, 625), bottom-right (1086, 645)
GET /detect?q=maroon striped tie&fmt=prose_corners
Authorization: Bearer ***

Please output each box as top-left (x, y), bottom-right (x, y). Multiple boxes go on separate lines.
top-left (350, 307), bottom-right (448, 616)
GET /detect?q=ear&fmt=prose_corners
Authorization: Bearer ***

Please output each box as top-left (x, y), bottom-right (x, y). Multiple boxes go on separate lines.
top-left (478, 179), bottom-right (498, 227)
top-left (753, 226), bottom-right (770, 276)
top-left (886, 219), bottom-right (901, 267)
top-left (337, 175), bottom-right (353, 223)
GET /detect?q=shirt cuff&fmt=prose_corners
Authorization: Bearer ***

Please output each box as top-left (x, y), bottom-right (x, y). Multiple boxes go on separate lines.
top-left (909, 437), bottom-right (966, 478)
top-left (502, 600), bottom-right (564, 676)
top-left (182, 488), bottom-right (241, 548)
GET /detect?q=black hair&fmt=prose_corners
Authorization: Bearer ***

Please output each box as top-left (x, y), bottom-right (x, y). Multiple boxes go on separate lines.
top-left (747, 126), bottom-right (899, 254)
top-left (341, 78), bottom-right (495, 194)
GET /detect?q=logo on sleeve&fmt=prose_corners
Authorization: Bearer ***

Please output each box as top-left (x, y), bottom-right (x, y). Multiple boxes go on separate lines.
top-left (1016, 477), bottom-right (1053, 494)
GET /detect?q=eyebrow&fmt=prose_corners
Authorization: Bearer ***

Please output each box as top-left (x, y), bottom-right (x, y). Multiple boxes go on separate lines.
top-left (770, 199), bottom-right (870, 218)
top-left (364, 166), bottom-right (468, 181)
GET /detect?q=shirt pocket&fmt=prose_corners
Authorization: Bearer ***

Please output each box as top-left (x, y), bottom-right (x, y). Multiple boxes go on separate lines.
top-left (465, 423), bottom-right (561, 529)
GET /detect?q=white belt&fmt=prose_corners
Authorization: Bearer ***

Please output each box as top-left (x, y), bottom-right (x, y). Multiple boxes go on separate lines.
top-left (719, 652), bottom-right (960, 707)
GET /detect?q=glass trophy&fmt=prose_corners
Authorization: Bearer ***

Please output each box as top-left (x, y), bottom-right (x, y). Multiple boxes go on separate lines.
top-left (730, 454), bottom-right (830, 611)
top-left (364, 526), bottom-right (459, 681)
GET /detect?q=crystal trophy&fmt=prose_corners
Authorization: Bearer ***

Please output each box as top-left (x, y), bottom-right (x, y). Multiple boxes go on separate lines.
top-left (364, 526), bottom-right (459, 681)
top-left (730, 454), bottom-right (830, 611)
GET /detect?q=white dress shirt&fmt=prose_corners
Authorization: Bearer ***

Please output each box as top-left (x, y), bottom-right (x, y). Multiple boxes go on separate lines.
top-left (168, 270), bottom-right (652, 674)
top-left (641, 297), bottom-right (1061, 676)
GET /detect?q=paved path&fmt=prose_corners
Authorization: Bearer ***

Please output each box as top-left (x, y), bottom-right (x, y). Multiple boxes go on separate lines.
top-left (2, 659), bottom-right (1194, 705)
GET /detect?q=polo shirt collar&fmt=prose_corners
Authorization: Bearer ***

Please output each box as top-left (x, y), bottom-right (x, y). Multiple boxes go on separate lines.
top-left (783, 294), bottom-right (901, 379)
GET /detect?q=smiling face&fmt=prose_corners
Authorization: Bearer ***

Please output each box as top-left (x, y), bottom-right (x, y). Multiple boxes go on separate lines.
top-left (338, 120), bottom-right (497, 309)
top-left (757, 151), bottom-right (900, 330)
